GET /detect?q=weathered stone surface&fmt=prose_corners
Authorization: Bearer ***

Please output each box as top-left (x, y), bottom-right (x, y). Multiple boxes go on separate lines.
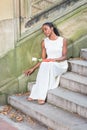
top-left (0, 93), bottom-right (7, 105)
top-left (80, 48), bottom-right (87, 60)
top-left (47, 87), bottom-right (87, 118)
top-left (8, 95), bottom-right (87, 130)
top-left (68, 59), bottom-right (87, 76)
top-left (60, 72), bottom-right (87, 94)
top-left (0, 114), bottom-right (48, 130)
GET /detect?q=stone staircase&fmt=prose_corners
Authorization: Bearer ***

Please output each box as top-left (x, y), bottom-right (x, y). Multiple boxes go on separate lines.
top-left (8, 49), bottom-right (87, 130)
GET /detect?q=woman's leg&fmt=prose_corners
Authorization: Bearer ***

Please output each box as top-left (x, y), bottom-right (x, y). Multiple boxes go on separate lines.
top-left (28, 62), bottom-right (50, 102)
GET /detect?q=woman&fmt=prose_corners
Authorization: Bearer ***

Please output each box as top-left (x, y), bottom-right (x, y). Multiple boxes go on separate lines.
top-left (25, 22), bottom-right (68, 104)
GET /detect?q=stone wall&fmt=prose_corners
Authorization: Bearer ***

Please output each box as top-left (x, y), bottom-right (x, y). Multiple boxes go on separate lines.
top-left (0, 0), bottom-right (13, 20)
top-left (0, 19), bottom-right (14, 57)
top-left (0, 0), bottom-right (14, 57)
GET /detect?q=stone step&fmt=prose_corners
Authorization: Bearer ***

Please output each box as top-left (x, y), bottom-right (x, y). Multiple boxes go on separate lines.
top-left (47, 87), bottom-right (87, 119)
top-left (60, 72), bottom-right (87, 95)
top-left (68, 59), bottom-right (87, 76)
top-left (80, 48), bottom-right (87, 60)
top-left (0, 114), bottom-right (48, 130)
top-left (8, 95), bottom-right (87, 130)
top-left (27, 82), bottom-right (35, 91)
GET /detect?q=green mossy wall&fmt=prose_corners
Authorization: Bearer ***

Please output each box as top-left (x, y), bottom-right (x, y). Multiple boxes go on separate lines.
top-left (0, 4), bottom-right (87, 105)
top-left (15, 32), bottom-right (43, 76)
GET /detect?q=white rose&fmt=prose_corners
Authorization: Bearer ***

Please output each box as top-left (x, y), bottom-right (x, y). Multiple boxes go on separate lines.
top-left (32, 57), bottom-right (37, 61)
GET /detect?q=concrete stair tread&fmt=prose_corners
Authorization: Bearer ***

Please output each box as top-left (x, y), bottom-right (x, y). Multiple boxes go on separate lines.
top-left (0, 114), bottom-right (48, 130)
top-left (48, 87), bottom-right (87, 107)
top-left (8, 95), bottom-right (87, 130)
top-left (68, 59), bottom-right (87, 77)
top-left (68, 59), bottom-right (87, 67)
top-left (61, 72), bottom-right (87, 86)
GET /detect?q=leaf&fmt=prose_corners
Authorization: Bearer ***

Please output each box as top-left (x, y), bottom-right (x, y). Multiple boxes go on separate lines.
top-left (16, 116), bottom-right (23, 122)
top-left (9, 113), bottom-right (16, 118)
top-left (48, 128), bottom-right (53, 130)
top-left (2, 111), bottom-right (8, 115)
top-left (27, 117), bottom-right (35, 125)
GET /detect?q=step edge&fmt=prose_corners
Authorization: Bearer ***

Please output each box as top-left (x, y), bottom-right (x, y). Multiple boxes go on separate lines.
top-left (48, 88), bottom-right (87, 107)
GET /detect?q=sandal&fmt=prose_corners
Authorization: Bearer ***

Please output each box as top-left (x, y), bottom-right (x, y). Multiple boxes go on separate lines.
top-left (38, 100), bottom-right (45, 105)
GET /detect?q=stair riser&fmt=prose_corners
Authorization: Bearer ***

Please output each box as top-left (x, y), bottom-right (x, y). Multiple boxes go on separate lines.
top-left (69, 63), bottom-right (87, 77)
top-left (47, 93), bottom-right (87, 119)
top-left (80, 49), bottom-right (87, 60)
top-left (60, 77), bottom-right (87, 95)
top-left (8, 97), bottom-right (69, 130)
top-left (27, 82), bottom-right (35, 91)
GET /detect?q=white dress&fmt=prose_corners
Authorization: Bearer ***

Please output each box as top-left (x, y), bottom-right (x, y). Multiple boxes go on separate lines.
top-left (29, 36), bottom-right (68, 100)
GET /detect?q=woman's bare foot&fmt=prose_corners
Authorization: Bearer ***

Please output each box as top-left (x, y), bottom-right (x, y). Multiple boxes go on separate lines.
top-left (38, 100), bottom-right (45, 105)
top-left (27, 97), bottom-right (33, 101)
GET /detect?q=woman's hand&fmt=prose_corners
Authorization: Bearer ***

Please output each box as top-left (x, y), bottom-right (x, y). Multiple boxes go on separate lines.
top-left (24, 68), bottom-right (34, 76)
top-left (24, 62), bottom-right (41, 76)
top-left (42, 58), bottom-right (55, 62)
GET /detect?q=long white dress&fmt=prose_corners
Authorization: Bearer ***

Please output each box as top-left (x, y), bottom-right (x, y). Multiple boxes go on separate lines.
top-left (29, 36), bottom-right (68, 100)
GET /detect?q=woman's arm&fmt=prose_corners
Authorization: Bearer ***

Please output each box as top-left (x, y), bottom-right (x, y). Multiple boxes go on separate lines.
top-left (55, 38), bottom-right (67, 62)
top-left (41, 40), bottom-right (47, 59)
top-left (24, 40), bottom-right (47, 75)
top-left (24, 62), bottom-right (41, 76)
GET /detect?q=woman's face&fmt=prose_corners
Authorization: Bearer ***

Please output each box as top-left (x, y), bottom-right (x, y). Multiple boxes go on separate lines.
top-left (42, 25), bottom-right (53, 37)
